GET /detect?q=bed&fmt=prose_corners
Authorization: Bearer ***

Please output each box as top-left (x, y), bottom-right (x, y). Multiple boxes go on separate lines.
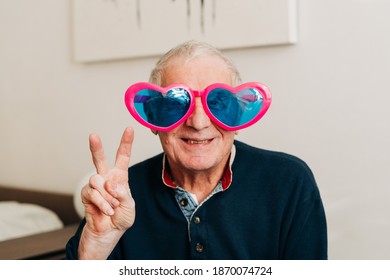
top-left (0, 186), bottom-right (81, 259)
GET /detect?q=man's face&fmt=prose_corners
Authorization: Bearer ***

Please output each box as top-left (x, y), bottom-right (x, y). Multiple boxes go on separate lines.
top-left (156, 54), bottom-right (236, 175)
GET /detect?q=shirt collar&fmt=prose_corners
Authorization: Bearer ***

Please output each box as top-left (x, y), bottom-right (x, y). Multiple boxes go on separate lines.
top-left (161, 144), bottom-right (235, 191)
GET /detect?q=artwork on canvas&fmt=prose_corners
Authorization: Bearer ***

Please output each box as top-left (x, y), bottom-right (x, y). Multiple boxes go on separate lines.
top-left (71, 0), bottom-right (297, 62)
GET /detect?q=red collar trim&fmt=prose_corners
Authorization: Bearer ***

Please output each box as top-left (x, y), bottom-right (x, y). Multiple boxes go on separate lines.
top-left (161, 145), bottom-right (235, 191)
top-left (221, 161), bottom-right (232, 190)
top-left (162, 159), bottom-right (177, 188)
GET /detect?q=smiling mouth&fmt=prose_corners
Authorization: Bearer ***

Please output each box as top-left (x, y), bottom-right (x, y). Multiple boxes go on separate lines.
top-left (183, 138), bottom-right (212, 144)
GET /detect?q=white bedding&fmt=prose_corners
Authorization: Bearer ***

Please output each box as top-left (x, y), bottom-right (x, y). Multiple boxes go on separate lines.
top-left (0, 201), bottom-right (64, 241)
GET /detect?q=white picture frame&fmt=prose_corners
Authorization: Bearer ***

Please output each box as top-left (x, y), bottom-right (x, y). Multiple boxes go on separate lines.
top-left (71, 0), bottom-right (297, 62)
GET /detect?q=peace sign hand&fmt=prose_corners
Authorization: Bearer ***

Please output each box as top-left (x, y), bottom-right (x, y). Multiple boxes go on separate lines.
top-left (78, 127), bottom-right (135, 259)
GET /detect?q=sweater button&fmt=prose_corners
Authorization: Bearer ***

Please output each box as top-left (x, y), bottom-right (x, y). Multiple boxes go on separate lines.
top-left (194, 216), bottom-right (201, 224)
top-left (179, 198), bottom-right (188, 207)
top-left (195, 243), bottom-right (204, 253)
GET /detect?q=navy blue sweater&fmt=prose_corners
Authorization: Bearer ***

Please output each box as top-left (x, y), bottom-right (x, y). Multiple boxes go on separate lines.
top-left (66, 140), bottom-right (327, 259)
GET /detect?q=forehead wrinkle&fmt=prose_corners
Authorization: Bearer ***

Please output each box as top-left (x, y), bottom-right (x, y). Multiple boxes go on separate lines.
top-left (161, 55), bottom-right (233, 89)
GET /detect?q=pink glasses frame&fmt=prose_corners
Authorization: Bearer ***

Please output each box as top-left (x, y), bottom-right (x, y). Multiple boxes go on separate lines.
top-left (124, 82), bottom-right (272, 132)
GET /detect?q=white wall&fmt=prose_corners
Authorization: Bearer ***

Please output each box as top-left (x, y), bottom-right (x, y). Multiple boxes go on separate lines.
top-left (1, 0), bottom-right (389, 259)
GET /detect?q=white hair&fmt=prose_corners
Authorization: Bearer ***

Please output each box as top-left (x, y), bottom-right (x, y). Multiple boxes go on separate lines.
top-left (149, 40), bottom-right (242, 86)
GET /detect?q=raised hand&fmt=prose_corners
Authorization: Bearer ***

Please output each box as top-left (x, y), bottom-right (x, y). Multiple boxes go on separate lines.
top-left (78, 127), bottom-right (135, 259)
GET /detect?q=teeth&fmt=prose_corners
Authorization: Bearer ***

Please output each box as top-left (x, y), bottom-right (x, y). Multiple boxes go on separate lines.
top-left (187, 139), bottom-right (209, 144)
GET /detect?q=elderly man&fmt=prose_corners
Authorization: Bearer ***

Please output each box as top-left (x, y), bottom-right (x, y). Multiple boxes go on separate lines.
top-left (66, 41), bottom-right (327, 260)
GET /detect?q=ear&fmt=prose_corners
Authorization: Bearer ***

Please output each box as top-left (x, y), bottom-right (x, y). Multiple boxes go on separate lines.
top-left (234, 131), bottom-right (239, 135)
top-left (151, 129), bottom-right (158, 135)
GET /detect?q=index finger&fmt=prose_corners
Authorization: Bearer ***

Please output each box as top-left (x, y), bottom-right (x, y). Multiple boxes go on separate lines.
top-left (89, 133), bottom-right (110, 174)
top-left (115, 127), bottom-right (134, 171)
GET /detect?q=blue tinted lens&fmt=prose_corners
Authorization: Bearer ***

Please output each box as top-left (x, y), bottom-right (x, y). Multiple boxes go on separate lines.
top-left (207, 88), bottom-right (263, 127)
top-left (134, 88), bottom-right (191, 127)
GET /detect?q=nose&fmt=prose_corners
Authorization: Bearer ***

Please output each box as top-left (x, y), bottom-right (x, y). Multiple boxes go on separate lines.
top-left (185, 97), bottom-right (211, 130)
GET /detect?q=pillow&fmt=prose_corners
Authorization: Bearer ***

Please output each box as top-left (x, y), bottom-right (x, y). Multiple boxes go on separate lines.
top-left (0, 201), bottom-right (64, 241)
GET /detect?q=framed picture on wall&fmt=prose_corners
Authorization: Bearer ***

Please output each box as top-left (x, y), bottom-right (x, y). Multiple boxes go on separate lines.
top-left (71, 0), bottom-right (297, 62)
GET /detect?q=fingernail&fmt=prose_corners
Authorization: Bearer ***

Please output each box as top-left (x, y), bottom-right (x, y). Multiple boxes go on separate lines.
top-left (107, 208), bottom-right (114, 216)
top-left (111, 198), bottom-right (120, 208)
top-left (93, 175), bottom-right (105, 188)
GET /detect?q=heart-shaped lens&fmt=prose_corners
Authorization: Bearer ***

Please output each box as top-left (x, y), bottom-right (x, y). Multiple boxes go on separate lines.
top-left (133, 87), bottom-right (191, 128)
top-left (206, 87), bottom-right (264, 127)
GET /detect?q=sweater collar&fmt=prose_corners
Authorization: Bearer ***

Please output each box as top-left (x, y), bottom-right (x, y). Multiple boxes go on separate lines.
top-left (161, 144), bottom-right (235, 191)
